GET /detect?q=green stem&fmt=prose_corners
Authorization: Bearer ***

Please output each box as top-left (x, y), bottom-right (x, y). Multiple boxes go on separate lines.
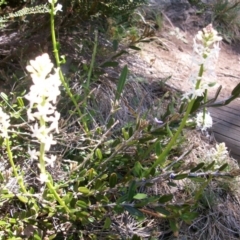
top-left (46, 181), bottom-right (70, 213)
top-left (49, 2), bottom-right (89, 133)
top-left (39, 140), bottom-right (71, 214)
top-left (203, 88), bottom-right (208, 122)
top-left (6, 138), bottom-right (27, 193)
top-left (86, 30), bottom-right (98, 92)
top-left (145, 64), bottom-right (205, 177)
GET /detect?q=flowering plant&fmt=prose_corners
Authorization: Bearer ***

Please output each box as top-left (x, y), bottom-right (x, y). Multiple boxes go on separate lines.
top-left (24, 53), bottom-right (70, 213)
top-left (146, 25), bottom-right (222, 175)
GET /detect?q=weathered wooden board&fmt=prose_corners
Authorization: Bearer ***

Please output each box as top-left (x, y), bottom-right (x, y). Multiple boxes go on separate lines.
top-left (209, 101), bottom-right (240, 160)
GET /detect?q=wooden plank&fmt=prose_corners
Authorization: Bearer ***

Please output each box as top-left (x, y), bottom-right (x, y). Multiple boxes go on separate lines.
top-left (209, 101), bottom-right (240, 160)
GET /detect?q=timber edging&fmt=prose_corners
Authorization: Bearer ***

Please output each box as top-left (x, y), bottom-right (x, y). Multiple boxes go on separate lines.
top-left (209, 101), bottom-right (240, 160)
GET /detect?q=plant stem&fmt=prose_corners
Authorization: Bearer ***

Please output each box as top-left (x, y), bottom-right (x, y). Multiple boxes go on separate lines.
top-left (6, 138), bottom-right (27, 193)
top-left (39, 140), bottom-right (71, 214)
top-left (49, 2), bottom-right (89, 133)
top-left (145, 64), bottom-right (205, 177)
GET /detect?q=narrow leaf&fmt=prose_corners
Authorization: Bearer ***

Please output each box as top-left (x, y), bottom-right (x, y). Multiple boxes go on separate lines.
top-left (158, 194), bottom-right (173, 203)
top-left (127, 180), bottom-right (137, 201)
top-left (101, 61), bottom-right (119, 68)
top-left (231, 82), bottom-right (240, 96)
top-left (218, 163), bottom-right (228, 171)
top-left (78, 187), bottom-right (90, 194)
top-left (103, 217), bottom-right (111, 229)
top-left (172, 174), bottom-right (188, 180)
top-left (115, 65), bottom-right (128, 101)
top-left (129, 45), bottom-right (141, 51)
top-left (133, 193), bottom-right (148, 200)
top-left (204, 161), bottom-right (215, 171)
top-left (124, 206), bottom-right (144, 218)
top-left (95, 148), bottom-right (103, 160)
top-left (17, 195), bottom-right (28, 203)
top-left (155, 141), bottom-right (162, 156)
top-left (109, 173), bottom-right (117, 188)
top-left (190, 162), bottom-right (205, 172)
top-left (113, 39), bottom-right (119, 51)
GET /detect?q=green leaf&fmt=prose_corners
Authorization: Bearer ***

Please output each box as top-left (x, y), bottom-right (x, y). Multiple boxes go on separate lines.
top-left (133, 161), bottom-right (143, 178)
top-left (17, 195), bottom-right (28, 203)
top-left (128, 127), bottom-right (133, 138)
top-left (112, 50), bottom-right (128, 60)
top-left (78, 169), bottom-right (87, 177)
top-left (190, 96), bottom-right (204, 113)
top-left (113, 39), bottom-right (119, 51)
top-left (122, 127), bottom-right (129, 140)
top-left (124, 206), bottom-right (144, 218)
top-left (117, 194), bottom-right (128, 204)
top-left (129, 45), bottom-right (141, 51)
top-left (204, 161), bottom-right (215, 171)
top-left (1, 193), bottom-right (14, 199)
top-left (155, 206), bottom-right (170, 216)
top-left (76, 200), bottom-right (88, 209)
top-left (127, 180), bottom-right (137, 201)
top-left (0, 221), bottom-right (8, 226)
top-left (190, 162), bottom-right (205, 172)
top-left (115, 65), bottom-right (128, 101)
top-left (231, 82), bottom-right (240, 96)
top-left (107, 117), bottom-right (115, 129)
top-left (63, 192), bottom-right (73, 205)
top-left (33, 233), bottom-right (42, 240)
top-left (218, 163), bottom-right (228, 171)
top-left (172, 173), bottom-right (188, 180)
top-left (111, 138), bottom-right (120, 148)
top-left (133, 193), bottom-right (148, 200)
top-left (0, 92), bottom-right (8, 101)
top-left (103, 217), bottom-right (111, 229)
top-left (169, 219), bottom-right (179, 232)
top-left (109, 173), bottom-right (117, 188)
top-left (17, 97), bottom-right (24, 107)
top-left (159, 194), bottom-right (173, 203)
top-left (101, 61), bottom-right (119, 68)
top-left (9, 218), bottom-right (17, 224)
top-left (188, 177), bottom-right (206, 183)
top-left (78, 187), bottom-right (90, 194)
top-left (180, 211), bottom-right (199, 223)
top-left (95, 148), bottom-right (103, 160)
top-left (172, 161), bottom-right (184, 171)
top-left (155, 141), bottom-right (162, 156)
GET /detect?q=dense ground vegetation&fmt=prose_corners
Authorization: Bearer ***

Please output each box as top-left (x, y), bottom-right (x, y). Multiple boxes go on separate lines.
top-left (0, 0), bottom-right (240, 239)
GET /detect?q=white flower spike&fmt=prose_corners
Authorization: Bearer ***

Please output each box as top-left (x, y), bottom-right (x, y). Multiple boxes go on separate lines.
top-left (26, 53), bottom-right (61, 169)
top-left (196, 111), bottom-right (213, 131)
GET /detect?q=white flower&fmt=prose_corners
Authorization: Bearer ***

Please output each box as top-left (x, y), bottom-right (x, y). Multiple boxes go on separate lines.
top-left (44, 155), bottom-right (56, 168)
top-left (190, 24), bottom-right (222, 88)
top-left (48, 0), bottom-right (62, 15)
top-left (30, 124), bottom-right (56, 150)
top-left (54, 4), bottom-right (63, 14)
top-left (26, 53), bottom-right (61, 175)
top-left (182, 82), bottom-right (207, 101)
top-left (211, 142), bottom-right (228, 162)
top-left (196, 111), bottom-right (212, 130)
top-left (0, 107), bottom-right (10, 138)
top-left (48, 0), bottom-right (56, 4)
top-left (39, 173), bottom-right (49, 184)
top-left (26, 53), bottom-right (53, 79)
top-left (28, 148), bottom-right (39, 161)
top-left (195, 24), bottom-right (222, 47)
